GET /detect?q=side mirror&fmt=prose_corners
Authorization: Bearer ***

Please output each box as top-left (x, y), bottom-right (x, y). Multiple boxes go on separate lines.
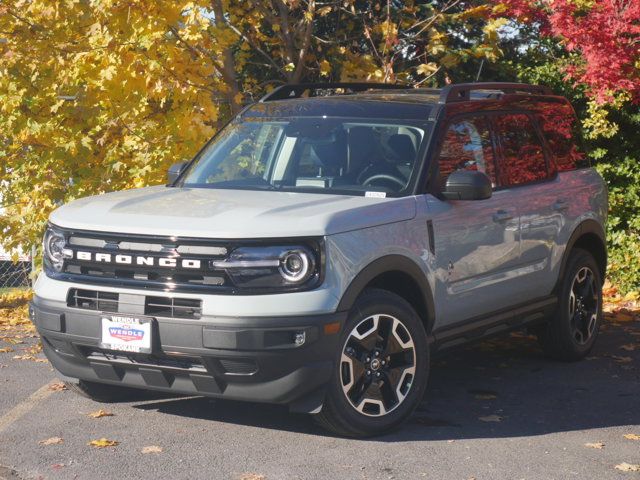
top-left (167, 161), bottom-right (189, 184)
top-left (442, 170), bottom-right (492, 201)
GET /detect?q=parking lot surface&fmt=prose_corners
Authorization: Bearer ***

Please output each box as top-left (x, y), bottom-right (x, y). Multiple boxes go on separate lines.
top-left (1, 319), bottom-right (639, 480)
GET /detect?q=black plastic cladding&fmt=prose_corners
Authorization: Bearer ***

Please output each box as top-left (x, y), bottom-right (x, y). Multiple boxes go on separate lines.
top-left (45, 224), bottom-right (325, 295)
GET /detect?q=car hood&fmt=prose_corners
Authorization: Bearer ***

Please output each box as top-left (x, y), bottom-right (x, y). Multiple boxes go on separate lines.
top-left (50, 186), bottom-right (417, 238)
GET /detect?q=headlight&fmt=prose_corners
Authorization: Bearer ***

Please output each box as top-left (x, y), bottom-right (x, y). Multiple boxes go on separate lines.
top-left (211, 245), bottom-right (319, 291)
top-left (279, 249), bottom-right (311, 282)
top-left (43, 226), bottom-right (71, 273)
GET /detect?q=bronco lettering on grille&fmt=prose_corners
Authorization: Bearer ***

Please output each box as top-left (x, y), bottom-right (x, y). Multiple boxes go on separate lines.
top-left (73, 251), bottom-right (202, 269)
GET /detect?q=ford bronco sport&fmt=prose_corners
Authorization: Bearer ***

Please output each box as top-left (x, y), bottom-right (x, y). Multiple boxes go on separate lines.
top-left (31, 82), bottom-right (607, 437)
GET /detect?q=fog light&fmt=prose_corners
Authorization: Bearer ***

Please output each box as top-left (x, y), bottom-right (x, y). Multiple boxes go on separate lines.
top-left (294, 332), bottom-right (306, 346)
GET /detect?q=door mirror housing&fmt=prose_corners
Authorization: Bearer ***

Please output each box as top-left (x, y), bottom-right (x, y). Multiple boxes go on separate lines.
top-left (442, 170), bottom-right (492, 201)
top-left (167, 161), bottom-right (189, 184)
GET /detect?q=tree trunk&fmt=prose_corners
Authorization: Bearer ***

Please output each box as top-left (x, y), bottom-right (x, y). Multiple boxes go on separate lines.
top-left (212, 0), bottom-right (241, 114)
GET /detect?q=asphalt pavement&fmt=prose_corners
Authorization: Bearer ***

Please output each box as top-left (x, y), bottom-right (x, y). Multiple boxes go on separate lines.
top-left (1, 319), bottom-right (639, 480)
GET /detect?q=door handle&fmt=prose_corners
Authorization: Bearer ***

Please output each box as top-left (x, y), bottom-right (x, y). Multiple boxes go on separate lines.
top-left (552, 199), bottom-right (568, 211)
top-left (493, 210), bottom-right (513, 222)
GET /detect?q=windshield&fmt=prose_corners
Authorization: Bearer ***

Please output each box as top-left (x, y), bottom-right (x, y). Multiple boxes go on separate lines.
top-left (178, 117), bottom-right (429, 196)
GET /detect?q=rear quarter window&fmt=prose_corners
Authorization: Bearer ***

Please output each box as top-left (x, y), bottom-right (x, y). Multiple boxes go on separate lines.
top-left (494, 113), bottom-right (549, 186)
top-left (535, 102), bottom-right (588, 171)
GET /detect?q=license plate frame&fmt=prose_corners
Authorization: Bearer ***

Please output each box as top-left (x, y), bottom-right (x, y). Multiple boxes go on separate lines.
top-left (99, 315), bottom-right (154, 354)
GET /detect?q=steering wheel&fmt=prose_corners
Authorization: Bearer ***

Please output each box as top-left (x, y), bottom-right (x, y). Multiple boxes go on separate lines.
top-left (362, 173), bottom-right (406, 190)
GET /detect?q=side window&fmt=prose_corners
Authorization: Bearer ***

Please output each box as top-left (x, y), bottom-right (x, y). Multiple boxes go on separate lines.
top-left (535, 102), bottom-right (588, 171)
top-left (438, 116), bottom-right (497, 188)
top-left (494, 113), bottom-right (548, 186)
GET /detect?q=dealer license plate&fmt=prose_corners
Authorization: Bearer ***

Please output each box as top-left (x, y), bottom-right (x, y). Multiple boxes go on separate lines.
top-left (99, 315), bottom-right (153, 354)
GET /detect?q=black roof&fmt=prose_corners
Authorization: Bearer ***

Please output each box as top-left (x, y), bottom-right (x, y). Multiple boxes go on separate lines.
top-left (242, 82), bottom-right (559, 120)
top-left (245, 95), bottom-right (437, 120)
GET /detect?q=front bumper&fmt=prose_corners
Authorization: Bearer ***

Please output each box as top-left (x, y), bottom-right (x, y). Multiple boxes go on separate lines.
top-left (31, 295), bottom-right (346, 412)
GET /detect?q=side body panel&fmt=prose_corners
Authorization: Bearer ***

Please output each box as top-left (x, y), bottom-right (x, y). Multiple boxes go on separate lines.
top-left (515, 169), bottom-right (607, 298)
top-left (326, 197), bottom-right (434, 311)
top-left (425, 190), bottom-right (522, 327)
top-left (545, 169), bottom-right (608, 287)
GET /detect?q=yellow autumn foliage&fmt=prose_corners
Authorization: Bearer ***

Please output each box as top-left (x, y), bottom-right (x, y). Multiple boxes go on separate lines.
top-left (0, 0), bottom-right (505, 255)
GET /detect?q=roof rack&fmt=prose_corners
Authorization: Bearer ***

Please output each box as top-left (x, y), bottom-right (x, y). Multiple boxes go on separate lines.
top-left (259, 82), bottom-right (412, 102)
top-left (258, 81), bottom-right (553, 104)
top-left (438, 82), bottom-right (553, 104)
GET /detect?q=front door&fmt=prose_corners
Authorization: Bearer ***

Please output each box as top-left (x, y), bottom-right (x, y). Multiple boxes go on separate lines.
top-left (426, 114), bottom-right (522, 327)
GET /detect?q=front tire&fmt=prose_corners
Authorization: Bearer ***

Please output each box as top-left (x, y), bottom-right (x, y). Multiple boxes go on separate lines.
top-left (314, 288), bottom-right (429, 437)
top-left (537, 248), bottom-right (603, 361)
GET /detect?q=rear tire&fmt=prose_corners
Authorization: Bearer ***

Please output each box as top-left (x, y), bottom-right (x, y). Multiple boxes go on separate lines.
top-left (64, 379), bottom-right (147, 403)
top-left (537, 248), bottom-right (603, 361)
top-left (314, 288), bottom-right (429, 437)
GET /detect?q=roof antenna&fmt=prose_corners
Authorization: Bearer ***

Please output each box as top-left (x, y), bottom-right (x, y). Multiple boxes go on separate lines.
top-left (475, 59), bottom-right (485, 82)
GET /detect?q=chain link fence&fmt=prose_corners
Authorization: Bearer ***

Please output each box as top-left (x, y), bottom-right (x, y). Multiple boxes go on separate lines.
top-left (0, 251), bottom-right (33, 291)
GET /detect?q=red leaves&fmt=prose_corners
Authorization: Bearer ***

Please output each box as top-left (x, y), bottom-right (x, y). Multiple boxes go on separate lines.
top-left (550, 0), bottom-right (640, 103)
top-left (497, 0), bottom-right (640, 103)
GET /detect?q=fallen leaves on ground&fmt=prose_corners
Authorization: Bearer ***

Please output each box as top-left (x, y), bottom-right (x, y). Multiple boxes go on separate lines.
top-left (88, 438), bottom-right (119, 448)
top-left (610, 355), bottom-right (633, 364)
top-left (0, 336), bottom-right (23, 344)
top-left (88, 409), bottom-right (114, 418)
top-left (620, 344), bottom-right (638, 351)
top-left (39, 437), bottom-right (64, 445)
top-left (0, 303), bottom-right (43, 362)
top-left (23, 343), bottom-right (42, 355)
top-left (0, 289), bottom-right (32, 309)
top-left (238, 474), bottom-right (266, 480)
top-left (615, 463), bottom-right (640, 472)
top-left (603, 285), bottom-right (640, 324)
top-left (12, 354), bottom-right (46, 363)
top-left (0, 304), bottom-right (32, 327)
top-left (478, 414), bottom-right (503, 422)
top-left (141, 445), bottom-right (163, 454)
top-left (474, 393), bottom-right (497, 400)
top-left (9, 341), bottom-right (44, 363)
top-left (623, 433), bottom-right (640, 441)
top-left (49, 382), bottom-right (67, 392)
top-left (584, 442), bottom-right (605, 449)
top-left (0, 302), bottom-right (36, 353)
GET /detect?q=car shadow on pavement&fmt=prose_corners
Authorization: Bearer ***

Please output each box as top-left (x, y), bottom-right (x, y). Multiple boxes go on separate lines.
top-left (133, 319), bottom-right (640, 441)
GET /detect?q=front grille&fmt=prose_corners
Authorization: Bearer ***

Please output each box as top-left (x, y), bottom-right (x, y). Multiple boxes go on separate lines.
top-left (83, 348), bottom-right (207, 373)
top-left (145, 296), bottom-right (202, 319)
top-left (58, 230), bottom-right (232, 293)
top-left (68, 288), bottom-right (119, 312)
top-left (67, 288), bottom-right (202, 319)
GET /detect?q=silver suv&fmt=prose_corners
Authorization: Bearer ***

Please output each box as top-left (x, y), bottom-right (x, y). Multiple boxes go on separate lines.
top-left (31, 82), bottom-right (608, 437)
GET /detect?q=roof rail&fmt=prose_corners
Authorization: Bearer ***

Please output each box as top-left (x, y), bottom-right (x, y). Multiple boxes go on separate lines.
top-left (259, 82), bottom-right (412, 102)
top-left (439, 82), bottom-right (553, 104)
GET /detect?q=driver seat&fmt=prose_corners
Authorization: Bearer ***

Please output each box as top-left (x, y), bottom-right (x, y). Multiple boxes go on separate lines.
top-left (349, 127), bottom-right (406, 187)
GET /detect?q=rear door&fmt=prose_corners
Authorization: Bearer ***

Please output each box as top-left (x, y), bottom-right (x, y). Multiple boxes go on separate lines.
top-left (491, 112), bottom-right (560, 301)
top-left (426, 114), bottom-right (521, 326)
